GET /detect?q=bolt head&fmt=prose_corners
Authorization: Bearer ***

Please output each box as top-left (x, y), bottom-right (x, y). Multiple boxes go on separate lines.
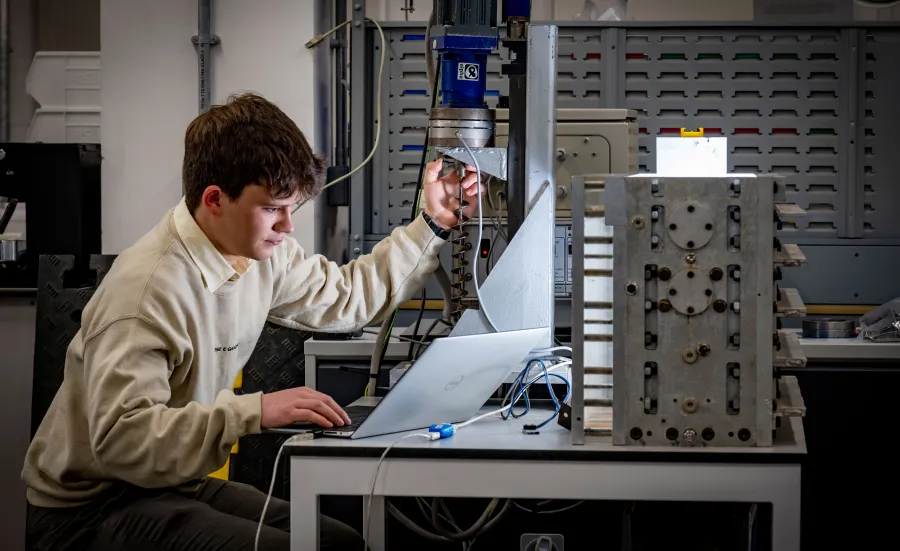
top-left (683, 428), bottom-right (698, 442)
top-left (710, 267), bottom-right (723, 281)
top-left (685, 254), bottom-right (697, 264)
top-left (658, 267), bottom-right (672, 281)
top-left (698, 343), bottom-right (711, 356)
top-left (658, 299), bottom-right (672, 313)
top-left (713, 300), bottom-right (727, 313)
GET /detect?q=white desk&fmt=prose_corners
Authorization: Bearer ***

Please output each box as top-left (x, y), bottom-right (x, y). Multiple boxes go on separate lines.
top-left (287, 409), bottom-right (805, 551)
top-left (304, 327), bottom-right (412, 390)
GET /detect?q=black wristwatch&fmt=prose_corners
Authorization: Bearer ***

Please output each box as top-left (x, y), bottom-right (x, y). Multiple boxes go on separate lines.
top-left (422, 212), bottom-right (451, 239)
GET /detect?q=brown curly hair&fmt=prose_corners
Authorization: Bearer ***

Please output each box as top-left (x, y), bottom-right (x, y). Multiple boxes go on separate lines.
top-left (182, 92), bottom-right (325, 213)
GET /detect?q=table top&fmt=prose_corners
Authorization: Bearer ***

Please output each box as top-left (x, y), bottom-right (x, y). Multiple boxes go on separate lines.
top-left (795, 330), bottom-right (900, 361)
top-left (306, 327), bottom-right (411, 359)
top-left (285, 408), bottom-right (807, 464)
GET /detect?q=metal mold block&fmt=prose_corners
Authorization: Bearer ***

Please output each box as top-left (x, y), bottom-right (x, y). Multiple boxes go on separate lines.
top-left (604, 174), bottom-right (789, 448)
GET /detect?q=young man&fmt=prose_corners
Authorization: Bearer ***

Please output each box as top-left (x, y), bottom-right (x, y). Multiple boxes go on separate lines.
top-left (22, 93), bottom-right (482, 550)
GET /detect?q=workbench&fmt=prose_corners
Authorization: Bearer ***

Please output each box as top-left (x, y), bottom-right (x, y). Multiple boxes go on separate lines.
top-left (796, 331), bottom-right (900, 362)
top-left (287, 408), bottom-right (806, 551)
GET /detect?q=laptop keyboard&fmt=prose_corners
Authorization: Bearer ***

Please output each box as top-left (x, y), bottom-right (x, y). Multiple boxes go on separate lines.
top-left (341, 405), bottom-right (376, 430)
top-left (283, 405), bottom-right (375, 431)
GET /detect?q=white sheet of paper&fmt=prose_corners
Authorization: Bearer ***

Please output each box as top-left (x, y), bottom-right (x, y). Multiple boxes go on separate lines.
top-left (656, 137), bottom-right (728, 176)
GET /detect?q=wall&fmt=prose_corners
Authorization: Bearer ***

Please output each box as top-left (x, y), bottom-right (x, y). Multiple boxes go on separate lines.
top-left (100, 0), bottom-right (320, 254)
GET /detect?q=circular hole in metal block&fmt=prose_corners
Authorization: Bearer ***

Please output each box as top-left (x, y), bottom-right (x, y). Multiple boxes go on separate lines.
top-left (646, 430), bottom-right (653, 437)
top-left (666, 428), bottom-right (679, 441)
top-left (729, 431), bottom-right (735, 438)
top-left (702, 428), bottom-right (715, 441)
top-left (738, 428), bottom-right (752, 441)
top-left (630, 427), bottom-right (643, 440)
top-left (667, 202), bottom-right (714, 250)
top-left (626, 282), bottom-right (638, 295)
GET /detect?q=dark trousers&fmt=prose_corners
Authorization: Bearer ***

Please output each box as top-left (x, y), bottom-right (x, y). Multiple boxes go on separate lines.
top-left (27, 477), bottom-right (363, 550)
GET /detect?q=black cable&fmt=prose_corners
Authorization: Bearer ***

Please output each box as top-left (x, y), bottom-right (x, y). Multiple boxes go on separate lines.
top-left (407, 288), bottom-right (426, 361)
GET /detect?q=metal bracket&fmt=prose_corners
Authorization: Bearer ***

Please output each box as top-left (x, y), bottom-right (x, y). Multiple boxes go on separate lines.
top-left (775, 287), bottom-right (807, 317)
top-left (436, 146), bottom-right (508, 181)
top-left (775, 376), bottom-right (807, 418)
top-left (774, 243), bottom-right (807, 267)
top-left (774, 330), bottom-right (807, 368)
top-left (191, 34), bottom-right (222, 46)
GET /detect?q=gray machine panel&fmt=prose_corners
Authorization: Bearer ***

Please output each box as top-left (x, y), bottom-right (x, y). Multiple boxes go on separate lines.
top-left (354, 22), bottom-right (900, 307)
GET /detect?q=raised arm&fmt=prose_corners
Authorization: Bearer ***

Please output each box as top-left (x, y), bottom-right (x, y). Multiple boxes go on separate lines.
top-left (267, 157), bottom-right (484, 332)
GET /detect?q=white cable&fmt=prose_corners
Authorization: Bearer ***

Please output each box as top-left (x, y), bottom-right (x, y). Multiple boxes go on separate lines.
top-left (295, 17), bottom-right (387, 213)
top-left (530, 345), bottom-right (572, 356)
top-left (365, 433), bottom-right (436, 548)
top-left (255, 439), bottom-right (289, 551)
top-left (456, 133), bottom-right (498, 332)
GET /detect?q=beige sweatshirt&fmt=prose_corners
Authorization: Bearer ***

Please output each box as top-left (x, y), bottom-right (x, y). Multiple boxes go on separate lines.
top-left (22, 199), bottom-right (445, 507)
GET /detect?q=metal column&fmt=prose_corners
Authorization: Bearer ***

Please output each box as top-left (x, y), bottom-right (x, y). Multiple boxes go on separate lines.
top-left (348, 0), bottom-right (367, 260)
top-left (524, 25), bottom-right (558, 348)
top-left (0, 0), bottom-right (9, 142)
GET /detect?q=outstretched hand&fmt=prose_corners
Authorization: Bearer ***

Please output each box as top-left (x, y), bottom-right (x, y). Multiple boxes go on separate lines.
top-left (421, 157), bottom-right (487, 230)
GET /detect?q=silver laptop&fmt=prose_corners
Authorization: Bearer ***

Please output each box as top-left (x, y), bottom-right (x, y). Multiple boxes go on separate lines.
top-left (320, 327), bottom-right (549, 439)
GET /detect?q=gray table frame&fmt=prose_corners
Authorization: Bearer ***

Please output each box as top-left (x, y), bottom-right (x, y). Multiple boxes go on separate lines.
top-left (287, 410), bottom-right (805, 551)
top-left (304, 328), bottom-right (411, 390)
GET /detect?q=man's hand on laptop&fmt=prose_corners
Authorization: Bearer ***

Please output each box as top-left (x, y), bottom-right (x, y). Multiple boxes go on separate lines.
top-left (260, 387), bottom-right (352, 428)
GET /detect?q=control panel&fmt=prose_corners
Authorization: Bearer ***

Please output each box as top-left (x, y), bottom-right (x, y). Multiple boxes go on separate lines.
top-left (554, 224), bottom-right (573, 297)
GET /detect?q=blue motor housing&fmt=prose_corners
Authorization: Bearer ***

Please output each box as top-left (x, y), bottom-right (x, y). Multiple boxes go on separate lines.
top-left (431, 0), bottom-right (499, 109)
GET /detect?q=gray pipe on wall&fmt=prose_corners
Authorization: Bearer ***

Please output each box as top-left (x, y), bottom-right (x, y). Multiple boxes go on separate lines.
top-left (0, 0), bottom-right (10, 142)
